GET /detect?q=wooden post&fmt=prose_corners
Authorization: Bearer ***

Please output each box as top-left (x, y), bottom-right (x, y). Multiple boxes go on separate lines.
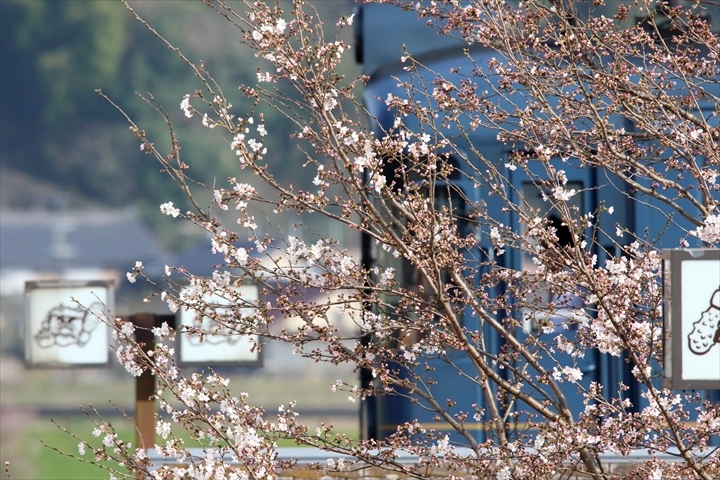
top-left (133, 314), bottom-right (157, 455)
top-left (131, 313), bottom-right (176, 479)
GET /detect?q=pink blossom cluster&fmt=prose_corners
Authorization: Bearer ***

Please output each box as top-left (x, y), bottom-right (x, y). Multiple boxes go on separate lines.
top-left (69, 0), bottom-right (720, 479)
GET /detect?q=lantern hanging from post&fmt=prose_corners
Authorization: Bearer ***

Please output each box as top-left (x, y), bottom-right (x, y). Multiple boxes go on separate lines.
top-left (25, 280), bottom-right (114, 367)
top-left (178, 283), bottom-right (261, 366)
top-left (663, 249), bottom-right (720, 390)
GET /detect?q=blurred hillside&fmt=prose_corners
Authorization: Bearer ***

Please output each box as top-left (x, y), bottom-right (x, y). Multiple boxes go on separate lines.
top-left (1, 0), bottom-right (359, 249)
top-left (0, 166), bottom-right (96, 210)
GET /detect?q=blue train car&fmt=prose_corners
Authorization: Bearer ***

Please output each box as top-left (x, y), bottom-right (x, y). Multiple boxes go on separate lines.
top-left (354, 1), bottom-right (720, 445)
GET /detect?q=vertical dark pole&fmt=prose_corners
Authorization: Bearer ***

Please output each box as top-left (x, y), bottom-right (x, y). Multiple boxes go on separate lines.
top-left (132, 314), bottom-right (157, 458)
top-left (359, 164), bottom-right (377, 441)
top-left (131, 313), bottom-right (176, 472)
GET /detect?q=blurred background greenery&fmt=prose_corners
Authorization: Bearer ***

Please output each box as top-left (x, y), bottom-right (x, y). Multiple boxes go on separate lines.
top-left (1, 0), bottom-right (360, 246)
top-left (1, 1), bottom-right (361, 477)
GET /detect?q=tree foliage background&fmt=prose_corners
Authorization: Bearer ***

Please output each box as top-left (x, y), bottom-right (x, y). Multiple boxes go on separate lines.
top-left (0, 0), bottom-right (357, 246)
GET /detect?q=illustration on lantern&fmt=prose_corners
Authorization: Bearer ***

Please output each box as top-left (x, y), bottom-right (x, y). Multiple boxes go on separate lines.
top-left (687, 287), bottom-right (720, 355)
top-left (177, 284), bottom-right (260, 366)
top-left (34, 301), bottom-right (103, 348)
top-left (185, 311), bottom-right (245, 347)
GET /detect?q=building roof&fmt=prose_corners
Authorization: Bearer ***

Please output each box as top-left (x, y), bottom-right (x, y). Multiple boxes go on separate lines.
top-left (0, 209), bottom-right (164, 273)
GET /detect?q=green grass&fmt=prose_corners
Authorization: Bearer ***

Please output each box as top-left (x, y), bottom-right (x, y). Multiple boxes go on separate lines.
top-left (6, 416), bottom-right (134, 480)
top-left (4, 415), bottom-right (358, 480)
top-left (2, 366), bottom-right (358, 479)
top-left (1, 367), bottom-right (357, 410)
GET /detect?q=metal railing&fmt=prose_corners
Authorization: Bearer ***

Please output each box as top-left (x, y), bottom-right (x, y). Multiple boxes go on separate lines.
top-left (147, 446), bottom-right (712, 479)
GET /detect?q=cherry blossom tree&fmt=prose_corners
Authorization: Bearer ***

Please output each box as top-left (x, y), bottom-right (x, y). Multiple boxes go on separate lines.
top-left (69, 0), bottom-right (720, 478)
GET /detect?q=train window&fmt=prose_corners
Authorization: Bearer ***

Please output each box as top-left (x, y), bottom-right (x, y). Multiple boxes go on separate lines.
top-left (375, 182), bottom-right (470, 294)
top-left (518, 182), bottom-right (584, 334)
top-left (373, 172), bottom-right (473, 331)
top-left (519, 181), bottom-right (583, 273)
top-left (425, 182), bottom-right (472, 237)
top-left (446, 155), bottom-right (461, 180)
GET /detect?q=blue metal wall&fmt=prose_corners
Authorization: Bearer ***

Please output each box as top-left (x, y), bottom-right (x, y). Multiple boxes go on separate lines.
top-left (356, 2), bottom-right (719, 445)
